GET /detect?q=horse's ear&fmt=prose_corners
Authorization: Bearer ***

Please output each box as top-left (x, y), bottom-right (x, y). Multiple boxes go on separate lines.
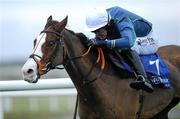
top-left (54, 16), bottom-right (68, 31)
top-left (44, 15), bottom-right (53, 29)
top-left (47, 15), bottom-right (53, 22)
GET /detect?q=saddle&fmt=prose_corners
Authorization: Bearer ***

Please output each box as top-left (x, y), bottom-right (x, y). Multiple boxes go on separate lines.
top-left (109, 49), bottom-right (171, 88)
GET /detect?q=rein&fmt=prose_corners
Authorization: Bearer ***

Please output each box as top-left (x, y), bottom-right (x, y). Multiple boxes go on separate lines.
top-left (82, 48), bottom-right (105, 85)
top-left (69, 47), bottom-right (105, 119)
top-left (64, 46), bottom-right (105, 85)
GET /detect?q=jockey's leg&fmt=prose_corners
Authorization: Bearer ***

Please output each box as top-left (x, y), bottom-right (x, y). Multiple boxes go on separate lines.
top-left (122, 50), bottom-right (154, 93)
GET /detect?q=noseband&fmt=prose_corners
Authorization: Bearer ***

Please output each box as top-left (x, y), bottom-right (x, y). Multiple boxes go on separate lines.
top-left (29, 30), bottom-right (65, 77)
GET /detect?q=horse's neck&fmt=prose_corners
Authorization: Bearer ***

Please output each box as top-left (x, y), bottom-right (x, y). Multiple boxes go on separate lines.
top-left (63, 30), bottom-right (98, 85)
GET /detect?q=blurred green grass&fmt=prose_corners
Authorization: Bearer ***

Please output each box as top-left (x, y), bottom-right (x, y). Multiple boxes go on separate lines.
top-left (4, 96), bottom-right (76, 119)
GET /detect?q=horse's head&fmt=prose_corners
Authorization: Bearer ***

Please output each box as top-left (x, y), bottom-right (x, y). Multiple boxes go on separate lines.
top-left (22, 16), bottom-right (68, 83)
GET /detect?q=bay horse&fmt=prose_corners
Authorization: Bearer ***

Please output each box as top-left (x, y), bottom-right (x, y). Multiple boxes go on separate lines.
top-left (21, 16), bottom-right (180, 119)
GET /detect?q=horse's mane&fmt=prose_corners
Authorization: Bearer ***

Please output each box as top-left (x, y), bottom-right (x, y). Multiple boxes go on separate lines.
top-left (75, 32), bottom-right (89, 44)
top-left (65, 29), bottom-right (89, 46)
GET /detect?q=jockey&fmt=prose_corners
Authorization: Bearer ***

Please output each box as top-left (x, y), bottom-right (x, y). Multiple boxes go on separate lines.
top-left (85, 6), bottom-right (159, 93)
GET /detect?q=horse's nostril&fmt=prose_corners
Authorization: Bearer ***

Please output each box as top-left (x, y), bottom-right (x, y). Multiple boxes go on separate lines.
top-left (27, 69), bottom-right (34, 74)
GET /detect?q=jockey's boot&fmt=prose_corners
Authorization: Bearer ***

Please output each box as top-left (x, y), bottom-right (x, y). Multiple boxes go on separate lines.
top-left (130, 75), bottom-right (154, 93)
top-left (124, 50), bottom-right (154, 93)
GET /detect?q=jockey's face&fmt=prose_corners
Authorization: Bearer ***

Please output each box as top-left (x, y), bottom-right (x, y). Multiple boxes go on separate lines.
top-left (93, 27), bottom-right (107, 40)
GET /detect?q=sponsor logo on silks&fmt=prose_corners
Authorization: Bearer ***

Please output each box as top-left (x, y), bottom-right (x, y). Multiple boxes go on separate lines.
top-left (137, 37), bottom-right (155, 46)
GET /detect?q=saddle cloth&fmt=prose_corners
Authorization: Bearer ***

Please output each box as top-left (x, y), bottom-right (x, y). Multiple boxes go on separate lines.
top-left (111, 53), bottom-right (171, 88)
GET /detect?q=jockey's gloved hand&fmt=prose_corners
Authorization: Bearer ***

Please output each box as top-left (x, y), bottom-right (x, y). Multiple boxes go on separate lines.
top-left (85, 38), bottom-right (96, 47)
top-left (88, 38), bottom-right (107, 47)
top-left (95, 40), bottom-right (107, 47)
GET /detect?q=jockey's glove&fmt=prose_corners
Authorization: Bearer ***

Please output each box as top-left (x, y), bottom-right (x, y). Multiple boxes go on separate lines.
top-left (88, 38), bottom-right (107, 47)
top-left (85, 38), bottom-right (95, 47)
top-left (95, 40), bottom-right (107, 47)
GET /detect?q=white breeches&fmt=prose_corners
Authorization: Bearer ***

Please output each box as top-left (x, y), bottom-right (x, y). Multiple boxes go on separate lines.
top-left (131, 30), bottom-right (158, 55)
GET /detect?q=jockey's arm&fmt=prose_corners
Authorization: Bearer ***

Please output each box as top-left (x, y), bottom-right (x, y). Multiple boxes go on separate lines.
top-left (106, 17), bottom-right (136, 49)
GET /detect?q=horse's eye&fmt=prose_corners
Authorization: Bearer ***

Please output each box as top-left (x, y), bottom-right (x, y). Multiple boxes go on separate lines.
top-left (47, 41), bottom-right (55, 47)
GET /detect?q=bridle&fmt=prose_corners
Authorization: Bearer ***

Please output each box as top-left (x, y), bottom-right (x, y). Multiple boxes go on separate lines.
top-left (29, 30), bottom-right (65, 77)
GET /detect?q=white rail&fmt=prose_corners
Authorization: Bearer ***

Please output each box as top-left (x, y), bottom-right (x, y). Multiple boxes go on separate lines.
top-left (0, 78), bottom-right (76, 119)
top-left (0, 78), bottom-right (74, 91)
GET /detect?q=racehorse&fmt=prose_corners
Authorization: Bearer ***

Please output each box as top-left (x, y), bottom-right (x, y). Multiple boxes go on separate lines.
top-left (22, 16), bottom-right (180, 119)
